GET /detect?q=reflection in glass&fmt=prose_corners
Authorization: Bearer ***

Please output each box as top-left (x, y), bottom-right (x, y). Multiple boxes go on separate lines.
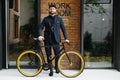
top-left (9, 0), bottom-right (35, 66)
top-left (83, 0), bottom-right (113, 68)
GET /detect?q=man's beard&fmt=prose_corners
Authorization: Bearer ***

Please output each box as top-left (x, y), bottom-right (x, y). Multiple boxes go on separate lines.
top-left (49, 12), bottom-right (56, 15)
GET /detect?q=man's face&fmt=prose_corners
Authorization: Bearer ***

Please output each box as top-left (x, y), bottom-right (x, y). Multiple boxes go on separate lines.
top-left (49, 7), bottom-right (57, 15)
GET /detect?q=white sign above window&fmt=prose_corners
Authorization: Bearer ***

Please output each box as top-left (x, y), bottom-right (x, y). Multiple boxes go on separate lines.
top-left (84, 0), bottom-right (111, 4)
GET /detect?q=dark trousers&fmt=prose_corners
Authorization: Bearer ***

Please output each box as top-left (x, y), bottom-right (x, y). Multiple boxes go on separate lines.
top-left (44, 36), bottom-right (60, 70)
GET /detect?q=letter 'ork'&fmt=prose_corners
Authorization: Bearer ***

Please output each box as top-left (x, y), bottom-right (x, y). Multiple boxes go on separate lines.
top-left (48, 2), bottom-right (71, 16)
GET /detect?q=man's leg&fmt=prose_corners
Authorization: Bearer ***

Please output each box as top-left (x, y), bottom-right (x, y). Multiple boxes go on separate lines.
top-left (53, 44), bottom-right (60, 73)
top-left (45, 42), bottom-right (53, 76)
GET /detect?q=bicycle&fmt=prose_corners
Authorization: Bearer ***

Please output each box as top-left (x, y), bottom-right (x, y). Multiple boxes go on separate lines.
top-left (16, 38), bottom-right (85, 78)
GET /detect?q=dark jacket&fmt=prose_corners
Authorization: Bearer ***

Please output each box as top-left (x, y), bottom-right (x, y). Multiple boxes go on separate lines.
top-left (38, 15), bottom-right (68, 43)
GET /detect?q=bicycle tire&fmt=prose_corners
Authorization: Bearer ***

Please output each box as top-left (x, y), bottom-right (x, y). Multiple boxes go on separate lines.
top-left (58, 51), bottom-right (85, 78)
top-left (16, 50), bottom-right (43, 77)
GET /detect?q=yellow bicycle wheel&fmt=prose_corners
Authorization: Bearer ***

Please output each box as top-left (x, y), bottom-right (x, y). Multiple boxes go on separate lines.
top-left (58, 51), bottom-right (85, 78)
top-left (16, 50), bottom-right (43, 77)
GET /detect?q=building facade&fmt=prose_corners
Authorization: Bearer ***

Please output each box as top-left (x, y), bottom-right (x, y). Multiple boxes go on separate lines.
top-left (0, 0), bottom-right (120, 71)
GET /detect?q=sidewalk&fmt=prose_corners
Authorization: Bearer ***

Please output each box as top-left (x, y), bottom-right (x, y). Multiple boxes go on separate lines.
top-left (0, 69), bottom-right (119, 80)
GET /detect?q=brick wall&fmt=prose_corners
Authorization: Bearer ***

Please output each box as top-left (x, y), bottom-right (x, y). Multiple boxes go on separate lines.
top-left (40, 0), bottom-right (81, 68)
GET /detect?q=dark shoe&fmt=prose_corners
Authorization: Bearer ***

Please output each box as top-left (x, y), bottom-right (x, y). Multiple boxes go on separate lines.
top-left (56, 69), bottom-right (60, 74)
top-left (49, 71), bottom-right (53, 76)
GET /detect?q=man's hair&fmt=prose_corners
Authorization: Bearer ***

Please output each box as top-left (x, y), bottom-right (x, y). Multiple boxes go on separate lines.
top-left (49, 4), bottom-right (57, 9)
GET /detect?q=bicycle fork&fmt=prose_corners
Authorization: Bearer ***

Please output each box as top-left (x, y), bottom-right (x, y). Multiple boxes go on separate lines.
top-left (64, 52), bottom-right (73, 66)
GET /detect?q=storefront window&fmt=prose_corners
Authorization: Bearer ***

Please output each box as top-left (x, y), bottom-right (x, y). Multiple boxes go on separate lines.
top-left (83, 0), bottom-right (113, 68)
top-left (9, 0), bottom-right (35, 66)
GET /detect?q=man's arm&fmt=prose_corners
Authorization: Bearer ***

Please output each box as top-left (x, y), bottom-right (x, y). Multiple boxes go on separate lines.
top-left (38, 18), bottom-right (46, 36)
top-left (38, 18), bottom-right (46, 41)
top-left (60, 17), bottom-right (69, 42)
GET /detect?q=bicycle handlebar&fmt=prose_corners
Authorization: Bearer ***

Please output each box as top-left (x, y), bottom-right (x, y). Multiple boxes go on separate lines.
top-left (33, 37), bottom-right (70, 47)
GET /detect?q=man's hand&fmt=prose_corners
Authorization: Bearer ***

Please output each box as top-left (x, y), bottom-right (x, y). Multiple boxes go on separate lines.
top-left (38, 36), bottom-right (44, 41)
top-left (65, 39), bottom-right (69, 43)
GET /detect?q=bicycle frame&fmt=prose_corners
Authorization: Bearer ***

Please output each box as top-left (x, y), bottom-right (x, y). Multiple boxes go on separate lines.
top-left (38, 42), bottom-right (68, 65)
top-left (29, 38), bottom-right (71, 70)
top-left (29, 38), bottom-right (71, 65)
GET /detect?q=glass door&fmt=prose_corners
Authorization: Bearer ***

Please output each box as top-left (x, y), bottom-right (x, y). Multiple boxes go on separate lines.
top-left (83, 0), bottom-right (113, 68)
top-left (8, 0), bottom-right (36, 66)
